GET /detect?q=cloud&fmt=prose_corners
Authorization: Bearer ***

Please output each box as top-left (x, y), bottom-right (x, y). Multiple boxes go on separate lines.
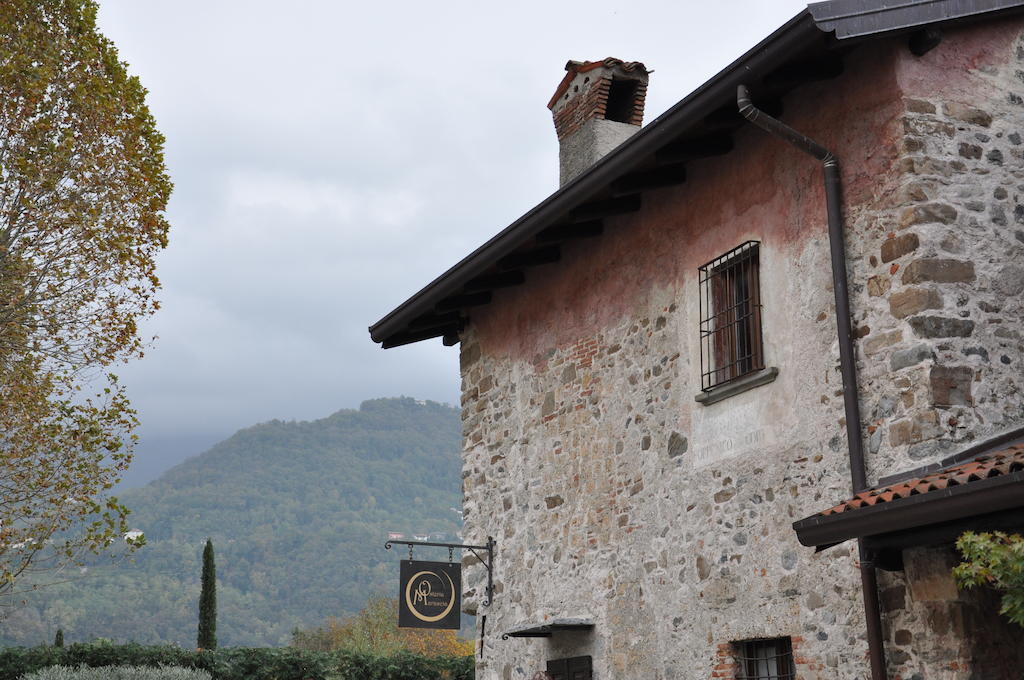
top-left (96, 0), bottom-right (810, 484)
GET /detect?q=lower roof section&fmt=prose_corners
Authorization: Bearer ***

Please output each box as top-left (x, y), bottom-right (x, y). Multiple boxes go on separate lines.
top-left (793, 441), bottom-right (1024, 549)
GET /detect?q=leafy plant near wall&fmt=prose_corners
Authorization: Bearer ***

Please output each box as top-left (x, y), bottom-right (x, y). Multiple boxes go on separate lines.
top-left (953, 531), bottom-right (1024, 626)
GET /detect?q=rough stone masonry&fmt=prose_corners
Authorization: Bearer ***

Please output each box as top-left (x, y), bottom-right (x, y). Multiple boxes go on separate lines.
top-left (457, 18), bottom-right (1024, 680)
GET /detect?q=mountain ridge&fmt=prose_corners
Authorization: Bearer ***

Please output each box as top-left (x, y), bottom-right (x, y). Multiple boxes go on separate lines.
top-left (0, 397), bottom-right (464, 647)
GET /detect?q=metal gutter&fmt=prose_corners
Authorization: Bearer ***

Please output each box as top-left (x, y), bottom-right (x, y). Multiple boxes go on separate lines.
top-left (368, 10), bottom-right (823, 345)
top-left (793, 469), bottom-right (1024, 547)
top-left (736, 85), bottom-right (886, 680)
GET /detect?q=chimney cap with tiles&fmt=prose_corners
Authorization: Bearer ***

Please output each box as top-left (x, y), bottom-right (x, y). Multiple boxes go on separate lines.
top-left (548, 58), bottom-right (650, 186)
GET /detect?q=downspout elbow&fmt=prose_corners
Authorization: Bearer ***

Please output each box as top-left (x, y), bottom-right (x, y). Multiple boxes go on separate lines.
top-left (735, 85), bottom-right (832, 164)
top-left (737, 84), bottom-right (757, 122)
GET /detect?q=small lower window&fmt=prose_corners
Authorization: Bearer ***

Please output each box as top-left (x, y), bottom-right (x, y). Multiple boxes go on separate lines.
top-left (734, 637), bottom-right (795, 680)
top-left (545, 655), bottom-right (592, 680)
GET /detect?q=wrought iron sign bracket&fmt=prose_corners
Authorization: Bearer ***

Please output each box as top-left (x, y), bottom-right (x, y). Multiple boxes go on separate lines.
top-left (386, 536), bottom-right (496, 606)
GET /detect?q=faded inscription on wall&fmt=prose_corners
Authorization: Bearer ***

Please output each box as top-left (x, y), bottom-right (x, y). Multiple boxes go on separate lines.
top-left (691, 400), bottom-right (776, 468)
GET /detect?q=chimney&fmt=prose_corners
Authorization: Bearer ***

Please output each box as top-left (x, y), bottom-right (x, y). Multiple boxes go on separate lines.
top-left (548, 58), bottom-right (649, 186)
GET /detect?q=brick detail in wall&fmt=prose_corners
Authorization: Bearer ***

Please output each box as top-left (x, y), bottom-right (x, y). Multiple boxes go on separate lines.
top-left (711, 643), bottom-right (741, 679)
top-left (552, 76), bottom-right (648, 140)
top-left (569, 336), bottom-right (600, 368)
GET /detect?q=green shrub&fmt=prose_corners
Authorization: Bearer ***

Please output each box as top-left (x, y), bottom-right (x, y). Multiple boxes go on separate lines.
top-left (21, 667), bottom-right (210, 680)
top-left (333, 651), bottom-right (473, 680)
top-left (0, 644), bottom-right (471, 680)
top-left (955, 531), bottom-right (1024, 627)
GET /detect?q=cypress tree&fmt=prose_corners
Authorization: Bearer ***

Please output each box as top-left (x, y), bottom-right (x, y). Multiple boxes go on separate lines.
top-left (197, 539), bottom-right (217, 649)
top-left (53, 629), bottom-right (63, 647)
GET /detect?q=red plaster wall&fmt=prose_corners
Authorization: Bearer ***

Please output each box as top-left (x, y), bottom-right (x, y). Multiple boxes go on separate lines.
top-left (471, 38), bottom-right (906, 363)
top-left (895, 18), bottom-right (1021, 99)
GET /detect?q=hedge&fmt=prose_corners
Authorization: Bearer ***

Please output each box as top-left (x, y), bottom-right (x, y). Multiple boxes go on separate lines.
top-left (0, 644), bottom-right (474, 680)
top-left (22, 666), bottom-right (211, 680)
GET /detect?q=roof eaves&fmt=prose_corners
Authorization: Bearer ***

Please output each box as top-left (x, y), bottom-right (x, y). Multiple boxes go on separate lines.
top-left (792, 468), bottom-right (1024, 548)
top-left (369, 0), bottom-right (1024, 348)
top-left (809, 0), bottom-right (1024, 39)
top-left (367, 9), bottom-right (821, 345)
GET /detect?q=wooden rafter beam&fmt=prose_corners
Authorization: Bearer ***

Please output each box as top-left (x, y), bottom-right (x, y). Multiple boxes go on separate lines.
top-left (569, 194), bottom-right (641, 222)
top-left (435, 291), bottom-right (492, 313)
top-left (498, 246), bottom-right (561, 270)
top-left (464, 270), bottom-right (526, 292)
top-left (382, 325), bottom-right (459, 349)
top-left (611, 163), bottom-right (687, 196)
top-left (536, 220), bottom-right (603, 244)
top-left (656, 134), bottom-right (734, 165)
top-left (762, 56), bottom-right (843, 87)
top-left (407, 311), bottom-right (464, 332)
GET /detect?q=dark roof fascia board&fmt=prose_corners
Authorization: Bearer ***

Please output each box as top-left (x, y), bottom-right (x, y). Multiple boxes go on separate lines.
top-left (809, 0), bottom-right (1024, 39)
top-left (876, 425), bottom-right (1024, 487)
top-left (792, 469), bottom-right (1024, 548)
top-left (367, 10), bottom-right (823, 344)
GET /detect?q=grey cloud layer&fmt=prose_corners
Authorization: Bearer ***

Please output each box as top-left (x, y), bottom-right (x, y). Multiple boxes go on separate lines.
top-left (94, 0), bottom-right (808, 484)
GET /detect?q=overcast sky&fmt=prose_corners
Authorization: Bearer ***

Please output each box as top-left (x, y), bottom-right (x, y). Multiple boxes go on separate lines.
top-left (94, 0), bottom-right (810, 485)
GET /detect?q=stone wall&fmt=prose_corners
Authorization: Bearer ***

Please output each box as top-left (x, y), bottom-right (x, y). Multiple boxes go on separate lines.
top-left (457, 19), bottom-right (1024, 680)
top-left (850, 19), bottom-right (1024, 482)
top-left (877, 547), bottom-right (1024, 679)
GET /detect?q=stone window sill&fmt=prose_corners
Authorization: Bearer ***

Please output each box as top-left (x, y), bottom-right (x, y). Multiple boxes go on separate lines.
top-left (694, 366), bottom-right (779, 406)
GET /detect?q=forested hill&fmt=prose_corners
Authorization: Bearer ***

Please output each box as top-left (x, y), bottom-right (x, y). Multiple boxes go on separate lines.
top-left (0, 398), bottom-right (464, 647)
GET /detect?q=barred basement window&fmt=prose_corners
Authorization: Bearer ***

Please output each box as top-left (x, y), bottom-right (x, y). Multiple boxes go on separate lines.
top-left (734, 637), bottom-right (796, 680)
top-left (545, 655), bottom-right (592, 680)
top-left (699, 241), bottom-right (764, 391)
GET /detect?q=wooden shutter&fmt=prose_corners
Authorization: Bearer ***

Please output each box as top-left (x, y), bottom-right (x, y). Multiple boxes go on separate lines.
top-left (547, 656), bottom-right (592, 680)
top-left (568, 656), bottom-right (592, 680)
top-left (546, 658), bottom-right (567, 680)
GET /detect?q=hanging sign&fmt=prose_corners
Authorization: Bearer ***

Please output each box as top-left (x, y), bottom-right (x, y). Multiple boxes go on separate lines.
top-left (398, 559), bottom-right (461, 629)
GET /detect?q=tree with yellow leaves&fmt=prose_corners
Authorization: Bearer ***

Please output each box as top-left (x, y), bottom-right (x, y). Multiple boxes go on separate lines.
top-left (0, 0), bottom-right (170, 595)
top-left (292, 595), bottom-right (474, 657)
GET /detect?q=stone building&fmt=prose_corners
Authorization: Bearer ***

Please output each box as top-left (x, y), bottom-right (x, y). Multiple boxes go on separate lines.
top-left (369, 1), bottom-right (1024, 678)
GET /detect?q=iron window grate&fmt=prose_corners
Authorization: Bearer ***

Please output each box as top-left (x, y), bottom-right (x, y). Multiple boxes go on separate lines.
top-left (699, 241), bottom-right (764, 391)
top-left (734, 637), bottom-right (796, 680)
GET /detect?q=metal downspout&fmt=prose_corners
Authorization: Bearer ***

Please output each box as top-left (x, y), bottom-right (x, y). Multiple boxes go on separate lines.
top-left (736, 84), bottom-right (887, 680)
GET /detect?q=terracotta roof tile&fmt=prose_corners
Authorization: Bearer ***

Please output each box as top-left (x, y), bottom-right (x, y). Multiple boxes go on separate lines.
top-left (818, 443), bottom-right (1024, 517)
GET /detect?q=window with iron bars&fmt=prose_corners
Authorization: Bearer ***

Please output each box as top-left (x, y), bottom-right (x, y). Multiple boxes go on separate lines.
top-left (698, 241), bottom-right (764, 391)
top-left (734, 637), bottom-right (796, 680)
